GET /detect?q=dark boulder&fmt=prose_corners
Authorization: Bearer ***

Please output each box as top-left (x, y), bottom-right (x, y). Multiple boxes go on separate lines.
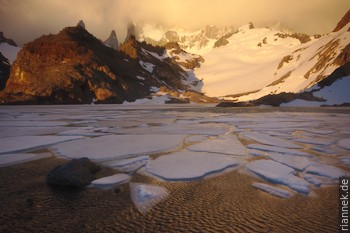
top-left (47, 158), bottom-right (101, 188)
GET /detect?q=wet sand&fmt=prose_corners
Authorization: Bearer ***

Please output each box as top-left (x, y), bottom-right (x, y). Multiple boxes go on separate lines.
top-left (0, 156), bottom-right (338, 233)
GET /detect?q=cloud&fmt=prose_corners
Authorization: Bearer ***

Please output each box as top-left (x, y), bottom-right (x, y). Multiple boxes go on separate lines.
top-left (0, 0), bottom-right (348, 45)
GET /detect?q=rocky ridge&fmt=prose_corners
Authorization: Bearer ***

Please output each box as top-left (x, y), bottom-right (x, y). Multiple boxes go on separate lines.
top-left (0, 22), bottom-right (212, 104)
top-left (103, 30), bottom-right (119, 50)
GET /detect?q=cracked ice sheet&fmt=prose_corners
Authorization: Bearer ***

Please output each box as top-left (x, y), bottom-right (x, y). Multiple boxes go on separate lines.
top-left (0, 127), bottom-right (75, 139)
top-left (247, 144), bottom-right (312, 157)
top-left (51, 134), bottom-right (186, 161)
top-left (145, 150), bottom-right (240, 181)
top-left (252, 183), bottom-right (293, 198)
top-left (0, 120), bottom-right (68, 127)
top-left (246, 160), bottom-right (309, 194)
top-left (237, 121), bottom-right (320, 130)
top-left (243, 131), bottom-right (301, 149)
top-left (116, 123), bottom-right (229, 136)
top-left (130, 183), bottom-right (169, 214)
top-left (187, 134), bottom-right (247, 156)
top-left (0, 153), bottom-right (52, 167)
top-left (0, 136), bottom-right (83, 154)
top-left (268, 153), bottom-right (311, 171)
top-left (58, 127), bottom-right (111, 136)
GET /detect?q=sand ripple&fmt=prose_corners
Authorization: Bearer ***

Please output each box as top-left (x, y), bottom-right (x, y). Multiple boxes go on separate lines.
top-left (0, 157), bottom-right (338, 233)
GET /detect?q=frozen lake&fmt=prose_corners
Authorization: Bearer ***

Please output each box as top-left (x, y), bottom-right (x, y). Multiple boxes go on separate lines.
top-left (1, 105), bottom-right (350, 185)
top-left (1, 104), bottom-right (350, 203)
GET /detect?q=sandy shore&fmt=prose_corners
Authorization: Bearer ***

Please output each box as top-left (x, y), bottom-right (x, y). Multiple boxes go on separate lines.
top-left (0, 156), bottom-right (339, 233)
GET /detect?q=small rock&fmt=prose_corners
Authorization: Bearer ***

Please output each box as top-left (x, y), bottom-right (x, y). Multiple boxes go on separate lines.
top-left (47, 158), bottom-right (101, 188)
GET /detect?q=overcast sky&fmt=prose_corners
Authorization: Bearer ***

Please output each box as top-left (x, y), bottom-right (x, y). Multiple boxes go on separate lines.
top-left (0, 0), bottom-right (349, 46)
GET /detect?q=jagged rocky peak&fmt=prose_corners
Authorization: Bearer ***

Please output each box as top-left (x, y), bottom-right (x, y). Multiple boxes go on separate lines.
top-left (164, 30), bottom-right (180, 42)
top-left (104, 30), bottom-right (119, 50)
top-left (0, 52), bottom-right (11, 90)
top-left (0, 32), bottom-right (17, 46)
top-left (333, 9), bottom-right (350, 32)
top-left (124, 23), bottom-right (136, 42)
top-left (202, 25), bottom-right (220, 39)
top-left (119, 35), bottom-right (140, 59)
top-left (0, 25), bottom-right (153, 104)
top-left (77, 20), bottom-right (86, 29)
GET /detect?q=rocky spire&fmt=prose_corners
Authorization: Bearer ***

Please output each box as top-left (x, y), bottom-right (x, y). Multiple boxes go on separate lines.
top-left (333, 9), bottom-right (350, 32)
top-left (0, 32), bottom-right (17, 46)
top-left (77, 20), bottom-right (86, 29)
top-left (104, 30), bottom-right (119, 50)
top-left (124, 23), bottom-right (136, 43)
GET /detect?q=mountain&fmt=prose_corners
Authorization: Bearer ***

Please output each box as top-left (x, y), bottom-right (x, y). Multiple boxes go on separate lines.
top-left (137, 24), bottom-right (236, 55)
top-left (103, 30), bottom-right (119, 49)
top-left (0, 52), bottom-right (10, 90)
top-left (135, 11), bottom-right (349, 106)
top-left (0, 24), bottom-right (212, 104)
top-left (1, 11), bottom-right (349, 106)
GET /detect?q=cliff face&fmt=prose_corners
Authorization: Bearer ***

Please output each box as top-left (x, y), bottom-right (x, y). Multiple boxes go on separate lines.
top-left (1, 26), bottom-right (151, 104)
top-left (0, 25), bottom-right (207, 104)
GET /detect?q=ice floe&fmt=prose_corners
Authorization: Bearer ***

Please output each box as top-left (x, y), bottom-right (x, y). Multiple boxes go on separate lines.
top-left (89, 174), bottom-right (131, 190)
top-left (340, 157), bottom-right (350, 167)
top-left (187, 134), bottom-right (246, 156)
top-left (146, 150), bottom-right (240, 181)
top-left (268, 153), bottom-right (311, 171)
top-left (248, 149), bottom-right (267, 156)
top-left (292, 137), bottom-right (335, 146)
top-left (337, 138), bottom-right (350, 150)
top-left (243, 131), bottom-right (301, 149)
top-left (247, 144), bottom-right (311, 157)
top-left (252, 182), bottom-right (293, 198)
top-left (0, 136), bottom-right (83, 154)
top-left (51, 135), bottom-right (186, 161)
top-left (246, 160), bottom-right (309, 194)
top-left (130, 183), bottom-right (169, 214)
top-left (0, 153), bottom-right (52, 167)
top-left (305, 164), bottom-right (347, 180)
top-left (103, 156), bottom-right (149, 173)
top-left (303, 174), bottom-right (337, 187)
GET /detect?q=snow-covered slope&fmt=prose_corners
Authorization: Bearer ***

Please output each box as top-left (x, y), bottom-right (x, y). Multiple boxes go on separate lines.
top-left (138, 22), bottom-right (349, 103)
top-left (281, 75), bottom-right (350, 107)
top-left (195, 23), bottom-right (350, 101)
top-left (195, 24), bottom-right (310, 98)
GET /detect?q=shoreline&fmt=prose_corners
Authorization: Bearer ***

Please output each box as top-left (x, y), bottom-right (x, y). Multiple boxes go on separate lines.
top-left (0, 156), bottom-right (339, 232)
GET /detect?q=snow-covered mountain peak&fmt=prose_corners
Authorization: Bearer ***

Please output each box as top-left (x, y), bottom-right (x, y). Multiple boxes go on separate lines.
top-left (136, 24), bottom-right (235, 55)
top-left (238, 22), bottom-right (255, 31)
